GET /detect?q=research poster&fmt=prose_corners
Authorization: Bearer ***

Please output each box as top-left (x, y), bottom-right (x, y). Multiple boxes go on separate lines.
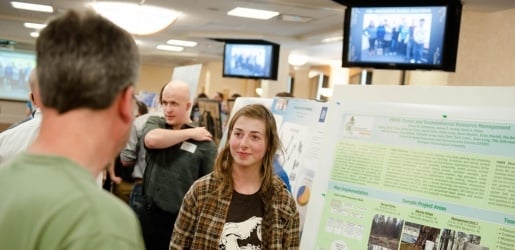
top-left (313, 102), bottom-right (515, 250)
top-left (270, 98), bottom-right (333, 231)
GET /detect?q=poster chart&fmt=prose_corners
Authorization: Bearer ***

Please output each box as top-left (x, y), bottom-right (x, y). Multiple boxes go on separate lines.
top-left (269, 98), bottom-right (334, 231)
top-left (171, 63), bottom-right (202, 104)
top-left (306, 101), bottom-right (515, 250)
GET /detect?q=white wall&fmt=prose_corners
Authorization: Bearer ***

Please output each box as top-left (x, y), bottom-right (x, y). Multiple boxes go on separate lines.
top-left (448, 8), bottom-right (515, 85)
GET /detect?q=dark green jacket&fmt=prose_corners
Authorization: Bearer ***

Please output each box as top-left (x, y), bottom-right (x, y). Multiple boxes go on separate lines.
top-left (142, 116), bottom-right (217, 213)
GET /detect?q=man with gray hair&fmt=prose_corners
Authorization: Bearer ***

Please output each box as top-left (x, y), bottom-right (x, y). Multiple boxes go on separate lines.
top-left (0, 10), bottom-right (144, 249)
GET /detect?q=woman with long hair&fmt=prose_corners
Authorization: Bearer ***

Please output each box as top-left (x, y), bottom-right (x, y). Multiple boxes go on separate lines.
top-left (171, 104), bottom-right (300, 249)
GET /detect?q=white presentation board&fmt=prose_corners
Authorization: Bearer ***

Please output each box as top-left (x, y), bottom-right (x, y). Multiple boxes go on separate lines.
top-left (171, 64), bottom-right (202, 104)
top-left (301, 85), bottom-right (515, 250)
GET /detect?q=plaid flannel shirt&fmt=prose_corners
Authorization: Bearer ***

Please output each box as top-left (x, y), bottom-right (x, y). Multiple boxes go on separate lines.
top-left (171, 172), bottom-right (300, 249)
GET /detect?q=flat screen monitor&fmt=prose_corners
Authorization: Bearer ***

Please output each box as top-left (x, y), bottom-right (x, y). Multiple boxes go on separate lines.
top-left (342, 2), bottom-right (462, 72)
top-left (0, 49), bottom-right (36, 101)
top-left (223, 39), bottom-right (280, 80)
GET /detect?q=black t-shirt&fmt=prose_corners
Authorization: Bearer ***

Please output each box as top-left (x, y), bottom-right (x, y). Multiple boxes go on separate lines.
top-left (219, 191), bottom-right (264, 249)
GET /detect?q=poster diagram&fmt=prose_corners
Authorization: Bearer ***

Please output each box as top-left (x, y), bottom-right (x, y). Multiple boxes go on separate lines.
top-left (278, 122), bottom-right (308, 183)
top-left (311, 102), bottom-right (515, 250)
top-left (271, 98), bottom-right (332, 232)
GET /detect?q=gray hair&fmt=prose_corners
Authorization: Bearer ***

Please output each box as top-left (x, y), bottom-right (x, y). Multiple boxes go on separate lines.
top-left (36, 10), bottom-right (140, 113)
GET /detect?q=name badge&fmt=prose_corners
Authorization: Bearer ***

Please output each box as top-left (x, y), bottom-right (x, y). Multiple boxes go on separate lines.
top-left (180, 141), bottom-right (197, 153)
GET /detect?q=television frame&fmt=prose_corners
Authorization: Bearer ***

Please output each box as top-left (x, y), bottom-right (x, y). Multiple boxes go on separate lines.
top-left (339, 0), bottom-right (462, 72)
top-left (222, 39), bottom-right (280, 80)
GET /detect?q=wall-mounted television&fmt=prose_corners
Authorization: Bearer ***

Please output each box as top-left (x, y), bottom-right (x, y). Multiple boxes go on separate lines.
top-left (0, 49), bottom-right (36, 101)
top-left (339, 0), bottom-right (462, 72)
top-left (222, 39), bottom-right (280, 80)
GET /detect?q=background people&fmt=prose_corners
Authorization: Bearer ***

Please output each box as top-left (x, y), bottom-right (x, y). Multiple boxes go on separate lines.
top-left (0, 70), bottom-right (41, 165)
top-left (109, 100), bottom-right (149, 204)
top-left (0, 9), bottom-right (144, 249)
top-left (413, 18), bottom-right (427, 63)
top-left (171, 104), bottom-right (300, 249)
top-left (120, 84), bottom-right (166, 214)
top-left (364, 20), bottom-right (377, 55)
top-left (190, 92), bottom-right (208, 123)
top-left (140, 80), bottom-right (217, 250)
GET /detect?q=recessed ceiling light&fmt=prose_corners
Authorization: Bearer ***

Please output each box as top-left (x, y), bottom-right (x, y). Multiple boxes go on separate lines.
top-left (288, 54), bottom-right (308, 66)
top-left (322, 36), bottom-right (343, 43)
top-left (11, 1), bottom-right (53, 13)
top-left (157, 45), bottom-right (184, 52)
top-left (30, 32), bottom-right (39, 38)
top-left (280, 14), bottom-right (312, 23)
top-left (24, 22), bottom-right (46, 29)
top-left (90, 2), bottom-right (180, 35)
top-left (166, 39), bottom-right (197, 47)
top-left (227, 7), bottom-right (279, 20)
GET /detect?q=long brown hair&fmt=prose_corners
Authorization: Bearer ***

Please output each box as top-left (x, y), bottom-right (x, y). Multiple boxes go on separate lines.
top-left (214, 104), bottom-right (280, 196)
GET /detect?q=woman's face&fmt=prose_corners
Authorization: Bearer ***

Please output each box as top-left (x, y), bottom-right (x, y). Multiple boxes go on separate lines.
top-left (229, 116), bottom-right (267, 171)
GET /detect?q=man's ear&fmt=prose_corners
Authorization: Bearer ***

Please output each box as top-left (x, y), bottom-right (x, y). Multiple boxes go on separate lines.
top-left (118, 86), bottom-right (135, 124)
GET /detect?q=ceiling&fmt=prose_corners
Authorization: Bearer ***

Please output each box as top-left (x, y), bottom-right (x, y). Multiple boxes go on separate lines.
top-left (1, 0), bottom-right (514, 67)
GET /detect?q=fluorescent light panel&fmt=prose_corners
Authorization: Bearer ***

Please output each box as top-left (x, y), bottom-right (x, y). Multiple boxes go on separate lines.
top-left (157, 45), bottom-right (184, 52)
top-left (30, 31), bottom-right (39, 37)
top-left (227, 7), bottom-right (279, 20)
top-left (11, 1), bottom-right (53, 13)
top-left (167, 39), bottom-right (197, 47)
top-left (24, 22), bottom-right (46, 29)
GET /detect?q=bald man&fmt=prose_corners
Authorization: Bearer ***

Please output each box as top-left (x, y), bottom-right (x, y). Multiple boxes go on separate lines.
top-left (140, 80), bottom-right (217, 250)
top-left (0, 70), bottom-right (42, 165)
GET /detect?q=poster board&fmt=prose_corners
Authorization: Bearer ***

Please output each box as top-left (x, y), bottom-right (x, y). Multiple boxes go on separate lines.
top-left (300, 85), bottom-right (515, 250)
top-left (171, 64), bottom-right (202, 104)
top-left (269, 97), bottom-right (334, 232)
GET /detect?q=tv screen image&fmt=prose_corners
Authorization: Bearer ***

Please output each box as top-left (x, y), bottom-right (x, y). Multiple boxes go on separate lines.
top-left (0, 49), bottom-right (36, 101)
top-left (223, 40), bottom-right (279, 80)
top-left (341, 1), bottom-right (462, 72)
top-left (349, 6), bottom-right (445, 66)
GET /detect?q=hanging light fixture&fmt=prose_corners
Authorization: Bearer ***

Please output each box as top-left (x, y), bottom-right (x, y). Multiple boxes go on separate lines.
top-left (90, 1), bottom-right (181, 35)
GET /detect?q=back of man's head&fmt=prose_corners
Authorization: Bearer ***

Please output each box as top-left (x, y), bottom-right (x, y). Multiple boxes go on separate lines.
top-left (36, 10), bottom-right (140, 114)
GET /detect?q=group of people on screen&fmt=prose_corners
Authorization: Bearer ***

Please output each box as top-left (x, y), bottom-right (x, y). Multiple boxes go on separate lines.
top-left (0, 9), bottom-right (300, 250)
top-left (363, 17), bottom-right (429, 63)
